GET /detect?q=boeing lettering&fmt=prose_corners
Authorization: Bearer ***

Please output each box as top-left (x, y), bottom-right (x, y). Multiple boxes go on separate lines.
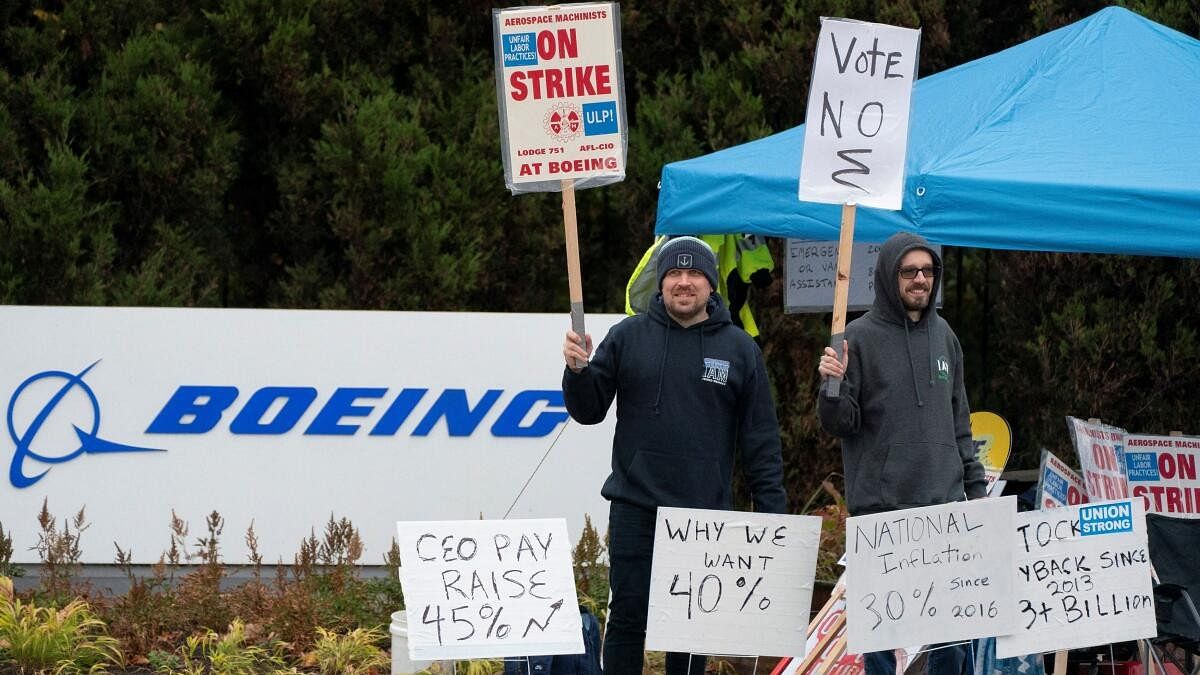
top-left (146, 386), bottom-right (569, 438)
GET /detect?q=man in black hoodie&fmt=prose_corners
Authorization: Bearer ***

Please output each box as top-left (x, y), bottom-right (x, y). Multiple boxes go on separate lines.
top-left (817, 231), bottom-right (986, 675)
top-left (563, 235), bottom-right (787, 675)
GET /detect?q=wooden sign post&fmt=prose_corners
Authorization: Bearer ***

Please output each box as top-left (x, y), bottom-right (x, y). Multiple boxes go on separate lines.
top-left (561, 179), bottom-right (587, 367)
top-left (825, 202), bottom-right (856, 397)
top-left (492, 3), bottom-right (628, 368)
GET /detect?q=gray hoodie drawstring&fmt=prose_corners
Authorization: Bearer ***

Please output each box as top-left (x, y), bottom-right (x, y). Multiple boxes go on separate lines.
top-left (904, 319), bottom-right (925, 407)
top-left (928, 325), bottom-right (936, 388)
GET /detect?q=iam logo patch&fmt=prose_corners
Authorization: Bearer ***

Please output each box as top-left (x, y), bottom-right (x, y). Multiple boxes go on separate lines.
top-left (543, 103), bottom-right (582, 142)
top-left (6, 361), bottom-right (163, 488)
top-left (936, 356), bottom-right (950, 382)
top-left (701, 358), bottom-right (730, 386)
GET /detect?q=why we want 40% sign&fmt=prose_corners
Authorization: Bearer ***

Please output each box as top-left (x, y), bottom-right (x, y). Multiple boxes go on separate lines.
top-left (646, 508), bottom-right (823, 658)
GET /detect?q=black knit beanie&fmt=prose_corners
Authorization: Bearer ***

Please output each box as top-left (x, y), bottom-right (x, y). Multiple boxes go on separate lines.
top-left (657, 236), bottom-right (719, 290)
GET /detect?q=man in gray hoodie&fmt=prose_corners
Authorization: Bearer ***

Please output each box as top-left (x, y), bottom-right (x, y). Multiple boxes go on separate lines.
top-left (817, 231), bottom-right (985, 675)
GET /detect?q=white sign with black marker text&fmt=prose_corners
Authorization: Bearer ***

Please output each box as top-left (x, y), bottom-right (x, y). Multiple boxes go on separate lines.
top-left (799, 18), bottom-right (921, 210)
top-left (996, 499), bottom-right (1155, 658)
top-left (645, 508), bottom-right (822, 657)
top-left (846, 497), bottom-right (1018, 653)
top-left (784, 239), bottom-right (942, 313)
top-left (395, 518), bottom-right (583, 660)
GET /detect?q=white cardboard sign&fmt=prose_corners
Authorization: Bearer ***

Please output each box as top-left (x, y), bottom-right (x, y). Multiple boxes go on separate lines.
top-left (799, 18), bottom-right (921, 210)
top-left (845, 498), bottom-right (1018, 653)
top-left (1125, 433), bottom-right (1200, 518)
top-left (996, 500), bottom-right (1155, 658)
top-left (395, 518), bottom-right (583, 660)
top-left (784, 239), bottom-right (942, 313)
top-left (645, 508), bottom-right (822, 657)
top-left (493, 2), bottom-right (626, 191)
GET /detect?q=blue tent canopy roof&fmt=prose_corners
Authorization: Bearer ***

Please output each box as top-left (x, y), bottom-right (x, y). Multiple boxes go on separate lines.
top-left (655, 7), bottom-right (1200, 257)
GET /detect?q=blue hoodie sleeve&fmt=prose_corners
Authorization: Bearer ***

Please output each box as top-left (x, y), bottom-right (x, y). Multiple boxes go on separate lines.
top-left (738, 346), bottom-right (788, 514)
top-left (562, 325), bottom-right (621, 425)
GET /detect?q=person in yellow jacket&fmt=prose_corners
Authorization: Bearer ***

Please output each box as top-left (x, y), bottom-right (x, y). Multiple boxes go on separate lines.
top-left (626, 234), bottom-right (773, 337)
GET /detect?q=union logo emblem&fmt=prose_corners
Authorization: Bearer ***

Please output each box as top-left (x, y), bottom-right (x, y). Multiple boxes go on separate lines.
top-left (544, 104), bottom-right (582, 142)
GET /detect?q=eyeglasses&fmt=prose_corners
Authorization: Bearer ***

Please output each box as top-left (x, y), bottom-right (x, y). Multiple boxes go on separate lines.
top-left (898, 265), bottom-right (937, 280)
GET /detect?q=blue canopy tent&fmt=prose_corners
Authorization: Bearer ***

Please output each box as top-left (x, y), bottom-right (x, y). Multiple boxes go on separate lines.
top-left (655, 7), bottom-right (1200, 257)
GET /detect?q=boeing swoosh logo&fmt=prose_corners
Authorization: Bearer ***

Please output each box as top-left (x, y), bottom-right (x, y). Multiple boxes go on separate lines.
top-left (7, 361), bottom-right (163, 488)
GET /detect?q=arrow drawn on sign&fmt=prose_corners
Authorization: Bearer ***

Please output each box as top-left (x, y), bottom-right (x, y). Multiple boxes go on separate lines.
top-left (523, 598), bottom-right (564, 638)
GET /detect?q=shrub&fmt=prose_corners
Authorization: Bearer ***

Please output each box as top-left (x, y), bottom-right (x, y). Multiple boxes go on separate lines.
top-left (303, 626), bottom-right (390, 674)
top-left (169, 619), bottom-right (287, 675)
top-left (0, 596), bottom-right (124, 674)
top-left (0, 522), bottom-right (23, 579)
top-left (30, 499), bottom-right (89, 606)
top-left (571, 514), bottom-right (609, 624)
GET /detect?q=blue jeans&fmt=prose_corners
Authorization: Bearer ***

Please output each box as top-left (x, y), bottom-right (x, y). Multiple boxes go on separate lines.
top-left (865, 642), bottom-right (971, 675)
top-left (603, 501), bottom-right (706, 675)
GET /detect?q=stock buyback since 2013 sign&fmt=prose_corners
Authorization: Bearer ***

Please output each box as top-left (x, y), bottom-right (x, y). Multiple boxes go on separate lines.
top-left (996, 499), bottom-right (1155, 657)
top-left (645, 507), bottom-right (822, 658)
top-left (492, 2), bottom-right (626, 192)
top-left (845, 498), bottom-right (1017, 653)
top-left (395, 519), bottom-right (583, 660)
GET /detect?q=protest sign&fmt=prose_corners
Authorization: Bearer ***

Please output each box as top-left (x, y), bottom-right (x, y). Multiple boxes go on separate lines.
top-left (799, 18), bottom-right (921, 210)
top-left (996, 499), bottom-right (1155, 657)
top-left (845, 497), bottom-right (1017, 654)
top-left (1067, 417), bottom-right (1129, 500)
top-left (1037, 449), bottom-right (1089, 510)
top-left (645, 508), bottom-right (822, 657)
top-left (1125, 433), bottom-right (1200, 517)
top-left (395, 519), bottom-right (583, 660)
top-left (492, 2), bottom-right (626, 192)
top-left (784, 240), bottom-right (944, 313)
top-left (972, 411), bottom-right (1012, 493)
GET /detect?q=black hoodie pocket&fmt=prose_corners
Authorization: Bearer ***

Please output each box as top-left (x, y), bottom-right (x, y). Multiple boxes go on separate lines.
top-left (879, 442), bottom-right (965, 506)
top-left (627, 449), bottom-right (724, 508)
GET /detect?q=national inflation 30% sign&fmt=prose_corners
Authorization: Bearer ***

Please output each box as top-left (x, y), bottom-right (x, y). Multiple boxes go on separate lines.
top-left (860, 579), bottom-right (998, 631)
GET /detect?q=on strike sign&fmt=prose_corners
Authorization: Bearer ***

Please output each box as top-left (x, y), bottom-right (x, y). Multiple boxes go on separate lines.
top-left (1037, 449), bottom-right (1089, 510)
top-left (492, 3), bottom-right (627, 192)
top-left (1125, 433), bottom-right (1200, 517)
top-left (1067, 417), bottom-right (1130, 501)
